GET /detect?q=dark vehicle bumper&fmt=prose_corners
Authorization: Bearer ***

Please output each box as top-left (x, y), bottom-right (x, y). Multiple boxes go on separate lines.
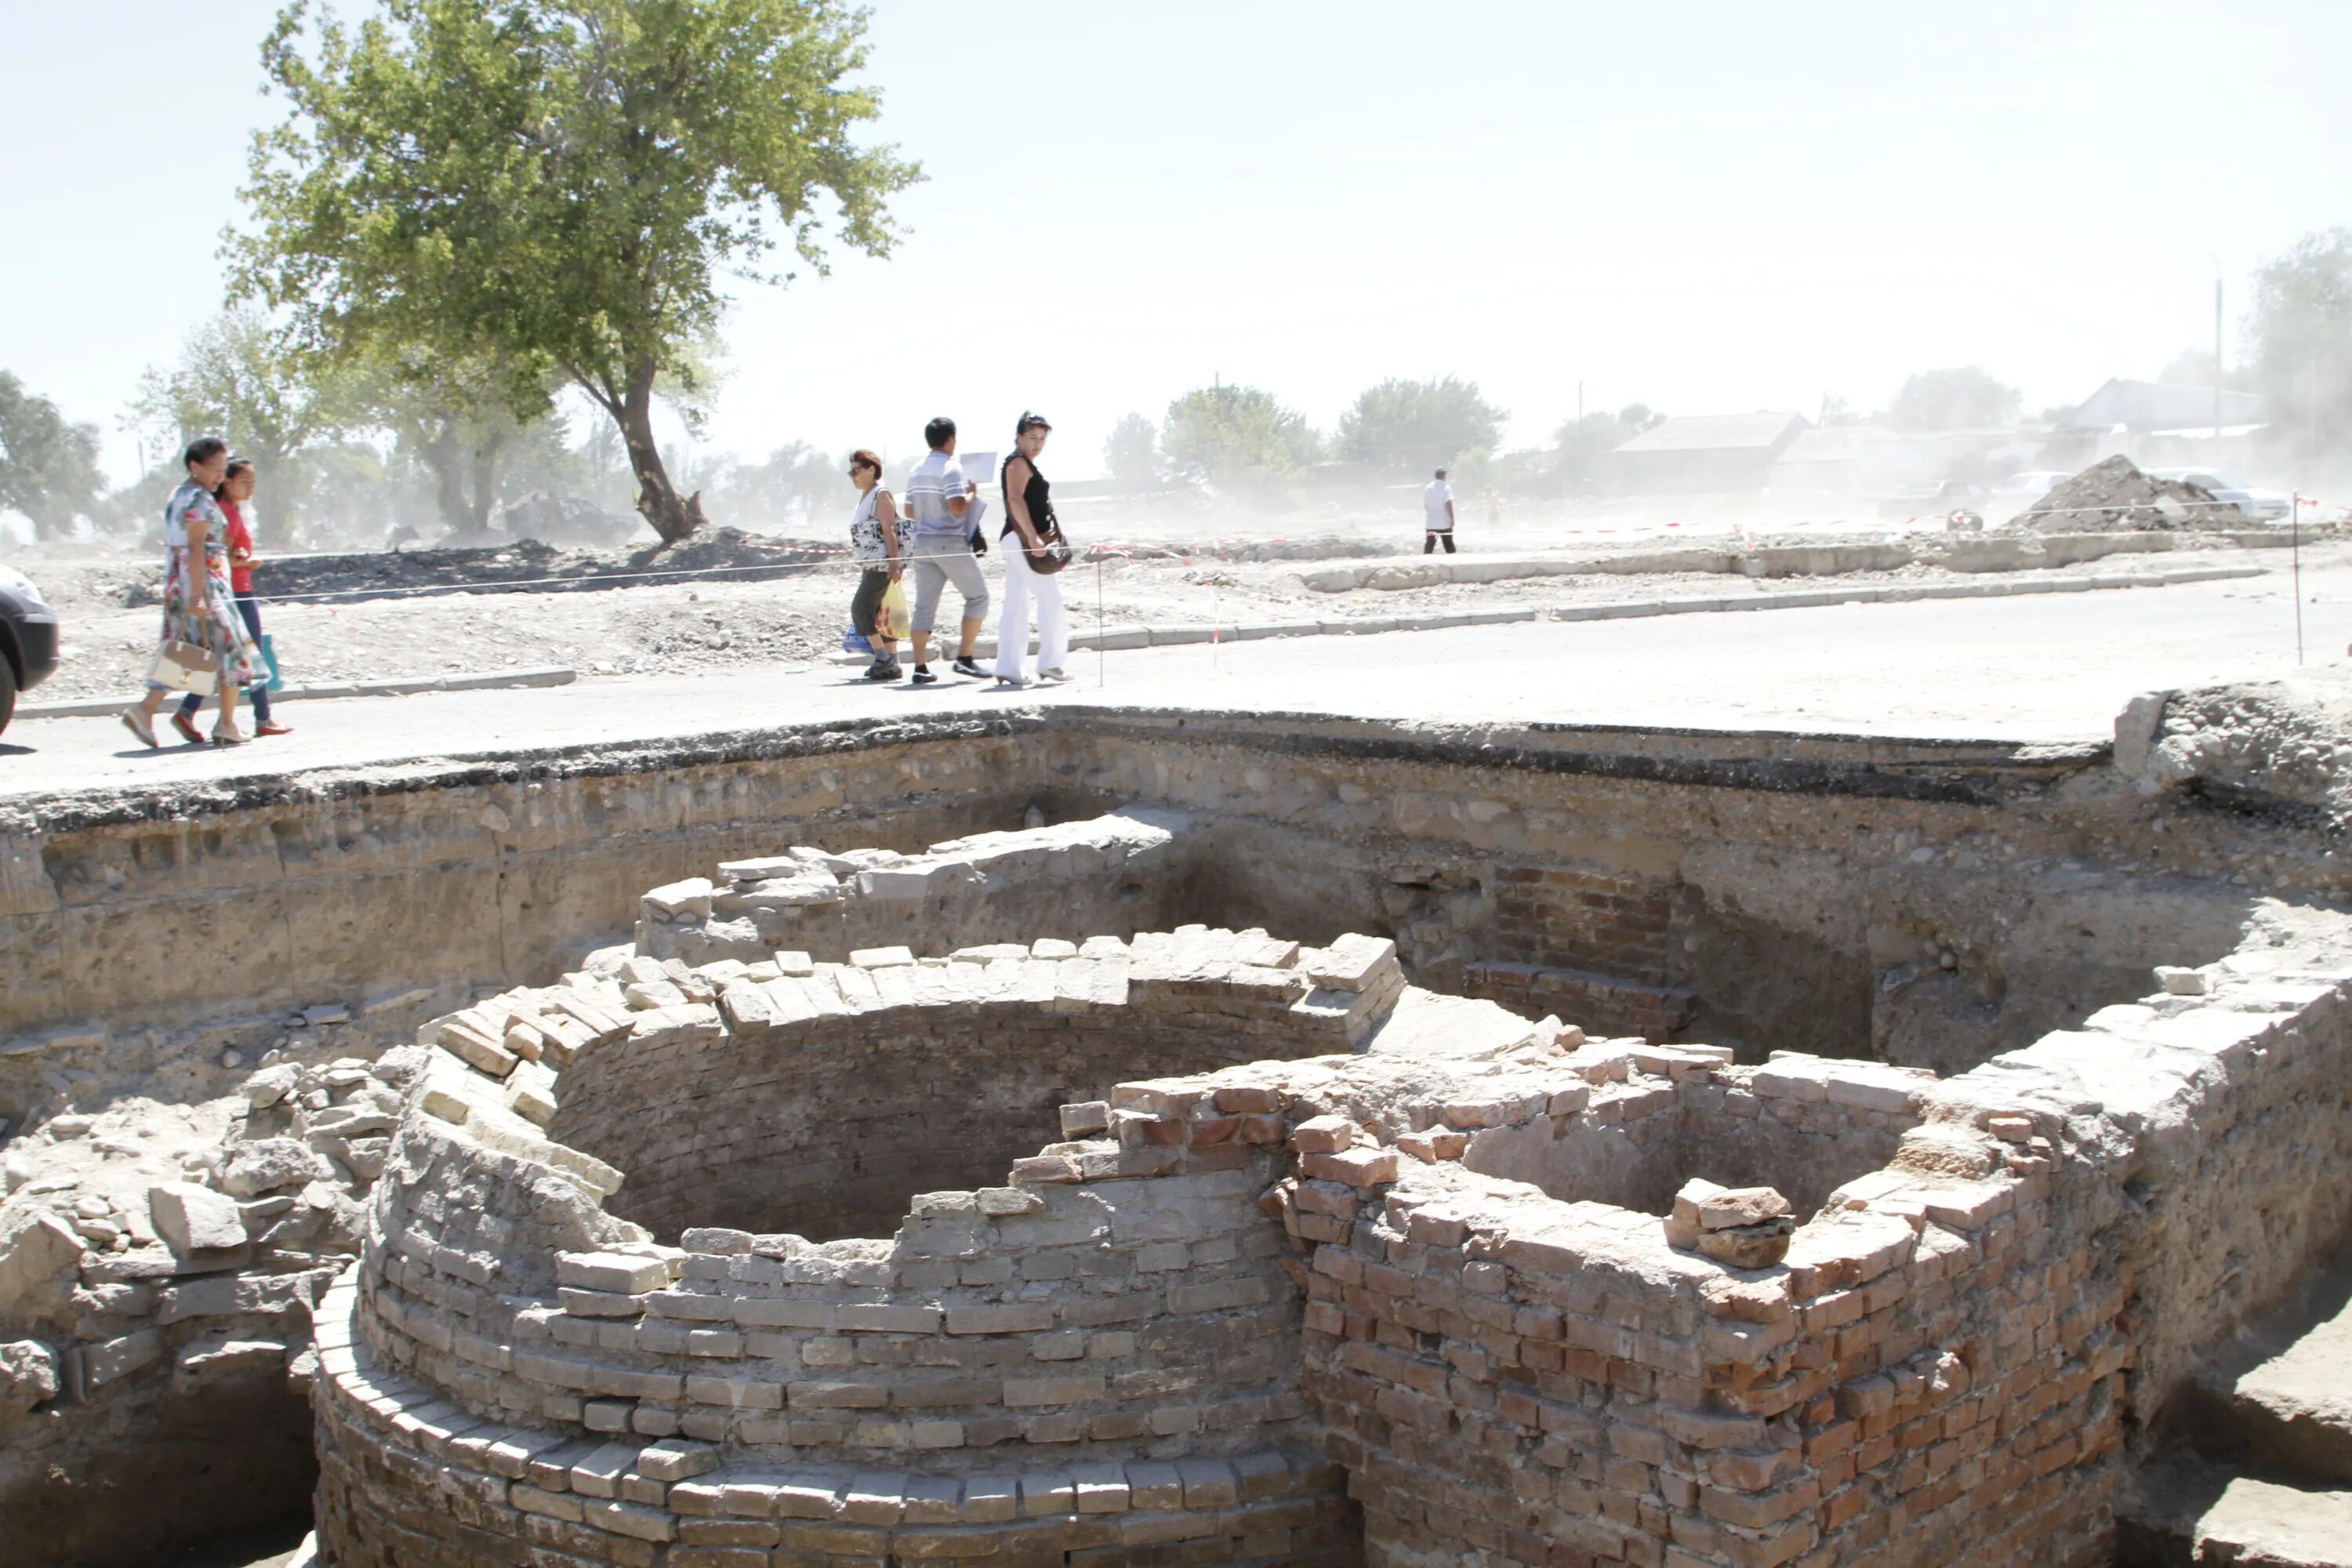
top-left (5, 608), bottom-right (60, 692)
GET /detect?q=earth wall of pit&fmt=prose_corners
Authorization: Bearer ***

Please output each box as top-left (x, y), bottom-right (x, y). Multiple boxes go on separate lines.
top-left (2, 706), bottom-right (2318, 1126)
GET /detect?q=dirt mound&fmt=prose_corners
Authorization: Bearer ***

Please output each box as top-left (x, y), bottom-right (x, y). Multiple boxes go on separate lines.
top-left (124, 528), bottom-right (846, 608)
top-left (2019, 456), bottom-right (2237, 532)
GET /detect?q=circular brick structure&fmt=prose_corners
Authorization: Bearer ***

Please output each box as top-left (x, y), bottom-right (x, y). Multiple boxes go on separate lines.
top-left (314, 927), bottom-right (1413, 1566)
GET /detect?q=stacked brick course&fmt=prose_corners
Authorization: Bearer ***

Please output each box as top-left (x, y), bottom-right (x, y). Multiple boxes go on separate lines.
top-left (636, 807), bottom-right (1192, 969)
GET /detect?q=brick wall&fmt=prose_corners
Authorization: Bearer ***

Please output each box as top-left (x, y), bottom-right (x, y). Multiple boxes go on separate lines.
top-left (1490, 866), bottom-right (1679, 985)
top-left (1250, 1050), bottom-right (2125, 1568)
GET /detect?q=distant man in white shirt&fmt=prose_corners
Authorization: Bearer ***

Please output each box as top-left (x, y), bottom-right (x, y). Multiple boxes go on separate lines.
top-left (1422, 467), bottom-right (1457, 554)
top-left (903, 415), bottom-right (990, 683)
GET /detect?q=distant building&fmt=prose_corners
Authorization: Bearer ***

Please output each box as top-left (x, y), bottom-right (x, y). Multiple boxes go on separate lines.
top-left (2050, 379), bottom-right (2267, 471)
top-left (1607, 412), bottom-right (1809, 494)
top-left (1770, 424), bottom-right (2040, 499)
top-left (2057, 378), bottom-right (2261, 434)
top-left (1769, 424), bottom-right (1902, 495)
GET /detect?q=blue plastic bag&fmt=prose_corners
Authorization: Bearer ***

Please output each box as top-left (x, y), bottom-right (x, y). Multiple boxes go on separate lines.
top-left (841, 623), bottom-right (872, 657)
top-left (234, 633), bottom-right (286, 704)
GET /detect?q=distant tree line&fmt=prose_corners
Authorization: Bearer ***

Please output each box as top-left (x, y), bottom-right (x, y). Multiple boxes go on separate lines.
top-left (1098, 376), bottom-right (1508, 503)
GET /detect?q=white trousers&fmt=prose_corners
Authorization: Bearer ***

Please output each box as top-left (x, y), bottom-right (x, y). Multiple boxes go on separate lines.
top-left (995, 538), bottom-right (1069, 679)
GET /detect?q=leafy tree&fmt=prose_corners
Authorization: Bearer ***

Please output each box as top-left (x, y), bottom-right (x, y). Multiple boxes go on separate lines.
top-left (723, 441), bottom-right (840, 525)
top-left (1886, 367), bottom-right (2021, 430)
top-left (1335, 376), bottom-right (1504, 474)
top-left (1617, 403), bottom-right (1664, 433)
top-left (1102, 413), bottom-right (1160, 485)
top-left (490, 410), bottom-right (597, 512)
top-left (132, 303), bottom-right (346, 533)
top-left (1553, 411), bottom-right (1636, 494)
top-left (0, 372), bottom-right (104, 540)
top-left (235, 0), bottom-right (921, 544)
top-left (358, 350), bottom-right (555, 536)
top-left (1160, 384), bottom-right (1322, 490)
top-left (2248, 227), bottom-right (2352, 466)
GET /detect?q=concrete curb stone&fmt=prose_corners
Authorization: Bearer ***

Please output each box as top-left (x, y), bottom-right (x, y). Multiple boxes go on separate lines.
top-left (16, 665), bottom-right (579, 722)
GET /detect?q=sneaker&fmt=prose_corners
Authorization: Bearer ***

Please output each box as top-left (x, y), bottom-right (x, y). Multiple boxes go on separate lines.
top-left (911, 664), bottom-right (938, 685)
top-left (951, 655), bottom-right (985, 678)
top-left (862, 659), bottom-right (901, 682)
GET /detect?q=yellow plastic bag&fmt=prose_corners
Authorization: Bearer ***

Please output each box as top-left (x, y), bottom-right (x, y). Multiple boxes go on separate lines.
top-left (873, 577), bottom-right (910, 642)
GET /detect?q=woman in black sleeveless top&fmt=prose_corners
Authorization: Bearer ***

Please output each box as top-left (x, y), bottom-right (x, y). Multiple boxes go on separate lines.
top-left (993, 411), bottom-right (1069, 686)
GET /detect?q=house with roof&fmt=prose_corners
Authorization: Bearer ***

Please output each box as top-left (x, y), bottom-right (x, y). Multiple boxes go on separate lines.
top-left (1606, 412), bottom-right (1809, 494)
top-left (1769, 423), bottom-right (2042, 499)
top-left (2057, 378), bottom-right (2262, 434)
top-left (2049, 379), bottom-right (2267, 470)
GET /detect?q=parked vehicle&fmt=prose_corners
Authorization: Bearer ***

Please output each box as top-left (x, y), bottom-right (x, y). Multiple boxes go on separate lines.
top-left (0, 564), bottom-right (61, 736)
top-left (1877, 480), bottom-right (1987, 520)
top-left (1991, 471), bottom-right (2074, 512)
top-left (2143, 468), bottom-right (2292, 523)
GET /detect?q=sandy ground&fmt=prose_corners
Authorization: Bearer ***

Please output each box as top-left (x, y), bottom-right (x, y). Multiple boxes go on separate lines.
top-left (19, 525), bottom-right (2317, 706)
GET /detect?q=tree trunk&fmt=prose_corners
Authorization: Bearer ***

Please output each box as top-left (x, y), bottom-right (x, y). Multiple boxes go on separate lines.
top-left (421, 424), bottom-right (474, 535)
top-left (618, 358), bottom-right (704, 545)
top-left (466, 429), bottom-right (507, 533)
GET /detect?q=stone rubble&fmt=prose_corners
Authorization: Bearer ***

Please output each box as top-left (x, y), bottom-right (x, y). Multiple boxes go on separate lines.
top-left (0, 1051), bottom-right (414, 1558)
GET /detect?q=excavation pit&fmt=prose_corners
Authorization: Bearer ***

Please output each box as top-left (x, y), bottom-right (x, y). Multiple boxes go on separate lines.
top-left (310, 890), bottom-right (2352, 1568)
top-left (9, 699), bottom-right (2352, 1566)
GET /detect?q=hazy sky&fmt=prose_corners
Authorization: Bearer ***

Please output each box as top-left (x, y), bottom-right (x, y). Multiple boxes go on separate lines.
top-left (6, 0), bottom-right (2347, 484)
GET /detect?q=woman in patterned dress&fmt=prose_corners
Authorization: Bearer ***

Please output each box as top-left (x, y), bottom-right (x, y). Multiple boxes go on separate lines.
top-left (119, 437), bottom-right (270, 748)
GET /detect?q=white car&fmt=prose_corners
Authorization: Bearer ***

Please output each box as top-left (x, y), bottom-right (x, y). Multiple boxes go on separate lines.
top-left (1989, 471), bottom-right (2076, 517)
top-left (2144, 467), bottom-right (2293, 523)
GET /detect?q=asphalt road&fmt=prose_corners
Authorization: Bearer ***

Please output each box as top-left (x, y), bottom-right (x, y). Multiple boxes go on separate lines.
top-left (4, 559), bottom-right (2344, 804)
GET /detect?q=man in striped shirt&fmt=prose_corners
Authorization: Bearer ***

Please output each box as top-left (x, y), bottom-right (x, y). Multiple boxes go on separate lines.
top-left (903, 416), bottom-right (989, 684)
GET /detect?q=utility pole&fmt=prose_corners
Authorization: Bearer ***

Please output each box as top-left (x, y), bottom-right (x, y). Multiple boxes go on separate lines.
top-left (1573, 380), bottom-right (1584, 503)
top-left (2213, 270), bottom-right (2223, 444)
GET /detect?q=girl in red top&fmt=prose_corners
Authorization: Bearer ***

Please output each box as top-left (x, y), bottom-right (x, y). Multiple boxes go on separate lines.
top-left (173, 459), bottom-right (290, 739)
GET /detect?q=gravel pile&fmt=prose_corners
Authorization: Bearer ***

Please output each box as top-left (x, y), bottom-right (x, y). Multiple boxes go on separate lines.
top-left (2018, 456), bottom-right (2234, 532)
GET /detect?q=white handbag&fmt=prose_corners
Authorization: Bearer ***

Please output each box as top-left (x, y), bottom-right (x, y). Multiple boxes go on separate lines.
top-left (147, 639), bottom-right (220, 696)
